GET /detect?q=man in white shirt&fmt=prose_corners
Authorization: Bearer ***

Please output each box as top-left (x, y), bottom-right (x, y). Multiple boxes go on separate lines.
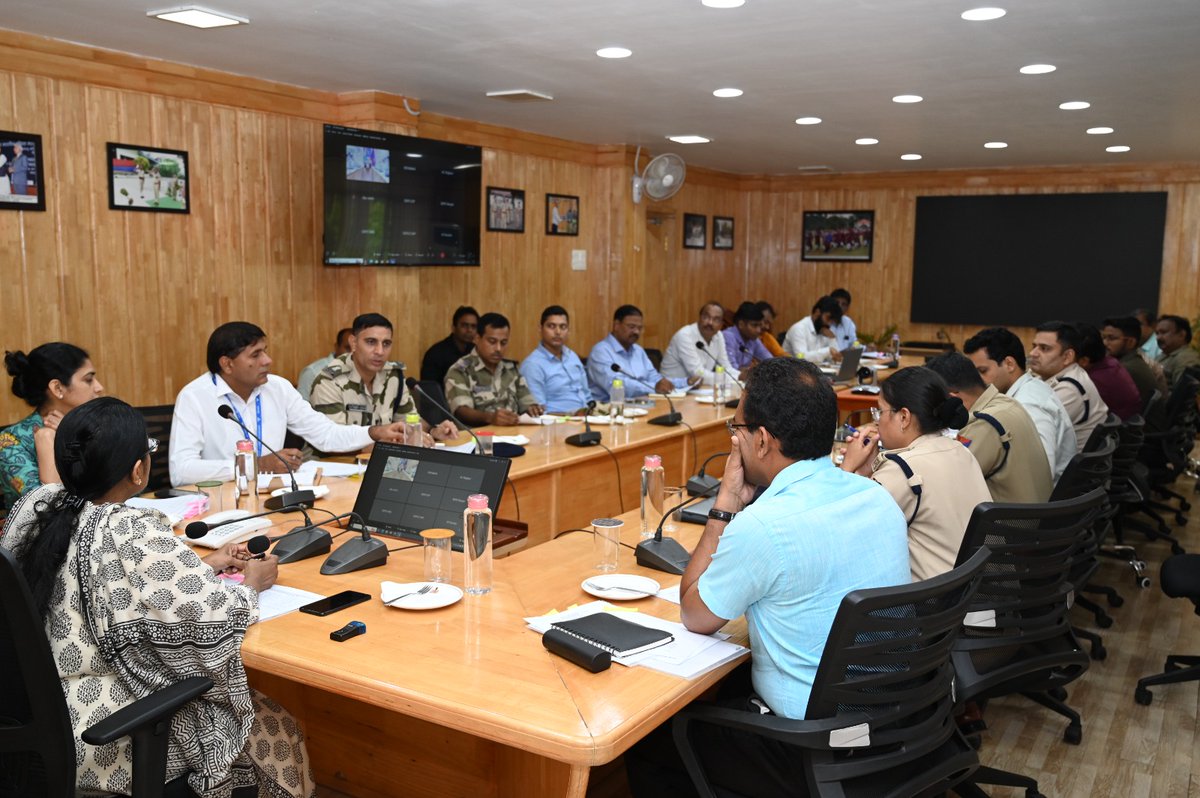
top-left (169, 321), bottom-right (407, 486)
top-left (296, 327), bottom-right (352, 401)
top-left (828, 288), bottom-right (858, 349)
top-left (782, 296), bottom-right (843, 363)
top-left (660, 301), bottom-right (738, 386)
top-left (964, 327), bottom-right (1076, 481)
top-left (1028, 321), bottom-right (1109, 454)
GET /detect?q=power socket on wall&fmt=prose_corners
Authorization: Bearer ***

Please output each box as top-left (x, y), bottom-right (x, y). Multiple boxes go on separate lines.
top-left (571, 250), bottom-right (587, 271)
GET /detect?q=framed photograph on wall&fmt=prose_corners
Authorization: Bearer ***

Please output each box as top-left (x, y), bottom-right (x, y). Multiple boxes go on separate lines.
top-left (545, 193), bottom-right (579, 235)
top-left (683, 213), bottom-right (707, 249)
top-left (801, 210), bottom-right (874, 262)
top-left (713, 216), bottom-right (734, 250)
top-left (0, 131), bottom-right (46, 211)
top-left (487, 186), bottom-right (525, 233)
top-left (107, 142), bottom-right (190, 214)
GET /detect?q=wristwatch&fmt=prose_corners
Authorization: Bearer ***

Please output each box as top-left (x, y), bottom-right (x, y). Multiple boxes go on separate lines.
top-left (707, 508), bottom-right (737, 523)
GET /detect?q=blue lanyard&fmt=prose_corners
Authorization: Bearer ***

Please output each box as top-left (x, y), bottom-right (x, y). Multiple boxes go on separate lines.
top-left (213, 374), bottom-right (263, 455)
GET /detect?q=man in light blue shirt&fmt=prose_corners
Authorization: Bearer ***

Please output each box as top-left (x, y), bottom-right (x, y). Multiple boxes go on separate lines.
top-left (829, 287), bottom-right (858, 349)
top-left (586, 304), bottom-right (689, 400)
top-left (519, 305), bottom-right (591, 413)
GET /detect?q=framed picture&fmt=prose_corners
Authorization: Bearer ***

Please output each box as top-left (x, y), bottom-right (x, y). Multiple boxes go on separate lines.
top-left (545, 193), bottom-right (579, 236)
top-left (683, 213), bottom-right (707, 249)
top-left (107, 142), bottom-right (190, 214)
top-left (487, 186), bottom-right (525, 233)
top-left (0, 131), bottom-right (46, 211)
top-left (801, 210), bottom-right (874, 262)
top-left (713, 216), bottom-right (734, 250)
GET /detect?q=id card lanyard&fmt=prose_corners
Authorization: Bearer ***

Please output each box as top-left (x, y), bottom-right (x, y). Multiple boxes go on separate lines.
top-left (213, 374), bottom-right (263, 455)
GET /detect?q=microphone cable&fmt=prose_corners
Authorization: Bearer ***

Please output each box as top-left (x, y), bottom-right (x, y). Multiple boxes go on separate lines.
top-left (386, 542), bottom-right (423, 553)
top-left (597, 442), bottom-right (626, 513)
top-left (553, 527), bottom-right (639, 551)
top-left (504, 477), bottom-right (521, 520)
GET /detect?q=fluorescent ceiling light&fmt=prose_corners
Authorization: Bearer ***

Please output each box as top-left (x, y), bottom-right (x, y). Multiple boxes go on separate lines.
top-left (713, 88), bottom-right (744, 98)
top-left (984, 141), bottom-right (1008, 149)
top-left (667, 135), bottom-right (711, 144)
top-left (1106, 145), bottom-right (1131, 153)
top-left (961, 7), bottom-right (1006, 21)
top-left (794, 117), bottom-right (822, 125)
top-left (596, 47), bottom-right (632, 59)
top-left (1059, 101), bottom-right (1090, 110)
top-left (149, 6), bottom-right (247, 27)
top-left (855, 138), bottom-right (879, 145)
top-left (892, 94), bottom-right (923, 104)
top-left (1020, 64), bottom-right (1056, 75)
top-left (702, 0), bottom-right (746, 7)
top-left (405, 153), bottom-right (423, 158)
top-left (1087, 126), bottom-right (1114, 135)
top-left (900, 153), bottom-right (922, 161)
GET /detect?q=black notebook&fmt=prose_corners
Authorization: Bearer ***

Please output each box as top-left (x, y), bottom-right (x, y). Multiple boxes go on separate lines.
top-left (550, 612), bottom-right (674, 657)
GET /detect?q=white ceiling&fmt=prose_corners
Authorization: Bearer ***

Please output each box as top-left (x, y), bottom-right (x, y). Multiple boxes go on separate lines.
top-left (6, 0), bottom-right (1200, 174)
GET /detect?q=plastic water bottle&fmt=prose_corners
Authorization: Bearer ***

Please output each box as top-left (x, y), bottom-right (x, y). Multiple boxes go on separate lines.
top-left (233, 439), bottom-right (257, 509)
top-left (891, 333), bottom-right (901, 364)
top-left (610, 378), bottom-right (625, 424)
top-left (403, 412), bottom-right (424, 447)
top-left (463, 494), bottom-right (493, 595)
top-left (713, 366), bottom-right (727, 404)
top-left (640, 454), bottom-right (665, 540)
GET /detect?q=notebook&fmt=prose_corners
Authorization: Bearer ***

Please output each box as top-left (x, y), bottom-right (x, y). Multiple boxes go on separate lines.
top-left (550, 612), bottom-right (674, 657)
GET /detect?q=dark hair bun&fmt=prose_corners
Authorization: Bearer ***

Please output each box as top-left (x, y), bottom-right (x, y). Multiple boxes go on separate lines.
top-left (938, 395), bottom-right (969, 429)
top-left (4, 350), bottom-right (36, 402)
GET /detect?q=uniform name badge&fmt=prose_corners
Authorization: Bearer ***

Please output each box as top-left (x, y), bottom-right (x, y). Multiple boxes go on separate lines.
top-left (347, 403), bottom-right (370, 413)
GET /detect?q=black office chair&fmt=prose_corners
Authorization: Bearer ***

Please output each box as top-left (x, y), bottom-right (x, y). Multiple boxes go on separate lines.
top-left (1127, 374), bottom-right (1199, 545)
top-left (1134, 554), bottom-right (1200, 706)
top-left (0, 548), bottom-right (213, 798)
top-left (1104, 414), bottom-right (1152, 589)
top-left (645, 348), bottom-right (664, 372)
top-left (415, 379), bottom-right (455, 426)
top-left (137, 404), bottom-right (175, 493)
top-left (671, 548), bottom-right (991, 798)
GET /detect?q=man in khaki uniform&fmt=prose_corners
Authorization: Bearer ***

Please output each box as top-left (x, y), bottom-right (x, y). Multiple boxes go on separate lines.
top-left (1155, 314), bottom-right (1200, 388)
top-left (927, 353), bottom-right (1053, 503)
top-left (311, 312), bottom-right (457, 442)
top-left (445, 312), bottom-right (544, 426)
top-left (1028, 321), bottom-right (1109, 453)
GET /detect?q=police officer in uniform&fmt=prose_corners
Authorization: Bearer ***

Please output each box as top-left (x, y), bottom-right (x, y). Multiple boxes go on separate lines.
top-left (1028, 321), bottom-right (1109, 453)
top-left (444, 312), bottom-right (544, 427)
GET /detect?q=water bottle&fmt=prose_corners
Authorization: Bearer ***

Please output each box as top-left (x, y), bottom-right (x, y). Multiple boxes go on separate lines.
top-left (403, 412), bottom-right (424, 446)
top-left (713, 366), bottom-right (727, 404)
top-left (463, 493), bottom-right (493, 595)
top-left (640, 454), bottom-right (665, 540)
top-left (233, 439), bottom-right (257, 509)
top-left (610, 378), bottom-right (625, 424)
top-left (891, 333), bottom-right (901, 365)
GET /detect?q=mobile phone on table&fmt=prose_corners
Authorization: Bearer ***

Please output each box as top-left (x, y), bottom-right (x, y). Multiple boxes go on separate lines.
top-left (299, 590), bottom-right (371, 617)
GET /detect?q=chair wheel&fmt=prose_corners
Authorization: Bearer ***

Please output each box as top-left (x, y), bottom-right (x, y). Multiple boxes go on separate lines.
top-left (1180, 500), bottom-right (1191, 511)
top-left (1134, 560), bottom-right (1148, 571)
top-left (1107, 594), bottom-right (1124, 608)
top-left (1138, 576), bottom-right (1152, 589)
top-left (1063, 724), bottom-right (1082, 745)
top-left (1135, 686), bottom-right (1153, 705)
top-left (1096, 614), bottom-right (1113, 629)
top-left (1175, 514), bottom-right (1188, 526)
top-left (1091, 644), bottom-right (1107, 661)
top-left (1048, 687), bottom-right (1068, 701)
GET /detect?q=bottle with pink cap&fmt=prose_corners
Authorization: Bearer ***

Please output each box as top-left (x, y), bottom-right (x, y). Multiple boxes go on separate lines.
top-left (640, 454), bottom-right (665, 540)
top-left (463, 493), bottom-right (492, 595)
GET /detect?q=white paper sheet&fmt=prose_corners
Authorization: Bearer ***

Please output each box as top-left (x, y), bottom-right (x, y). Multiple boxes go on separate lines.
top-left (255, 584), bottom-right (325, 622)
top-left (127, 494), bottom-right (208, 526)
top-left (256, 459), bottom-right (366, 489)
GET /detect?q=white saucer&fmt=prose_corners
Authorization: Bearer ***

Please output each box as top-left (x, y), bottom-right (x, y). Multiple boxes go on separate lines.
top-left (580, 573), bottom-right (662, 601)
top-left (692, 395), bottom-right (717, 404)
top-left (380, 581), bottom-right (464, 610)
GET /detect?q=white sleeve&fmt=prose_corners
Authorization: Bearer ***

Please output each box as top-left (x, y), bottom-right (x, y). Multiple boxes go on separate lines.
top-left (169, 384), bottom-right (233, 486)
top-left (280, 381), bottom-right (374, 453)
top-left (661, 330), bottom-right (701, 380)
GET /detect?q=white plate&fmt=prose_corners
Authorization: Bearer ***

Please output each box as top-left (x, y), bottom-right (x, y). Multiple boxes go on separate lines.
top-left (580, 573), bottom-right (662, 601)
top-left (650, 391), bottom-right (688, 399)
top-left (380, 581), bottom-right (464, 610)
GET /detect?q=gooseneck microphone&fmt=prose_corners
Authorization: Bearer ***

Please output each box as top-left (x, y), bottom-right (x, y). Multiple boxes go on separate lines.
top-left (216, 404), bottom-right (316, 511)
top-left (565, 400), bottom-right (601, 447)
top-left (695, 341), bottom-right (744, 408)
top-left (406, 377), bottom-right (484, 455)
top-left (687, 451), bottom-right (729, 497)
top-left (611, 363), bottom-right (681, 427)
top-left (635, 483), bottom-right (719, 574)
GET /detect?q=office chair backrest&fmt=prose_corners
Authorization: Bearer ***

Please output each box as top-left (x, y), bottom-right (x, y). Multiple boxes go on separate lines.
top-left (1050, 436), bottom-right (1115, 503)
top-left (1082, 412), bottom-right (1120, 453)
top-left (0, 547), bottom-right (76, 797)
top-left (137, 404), bottom-right (174, 493)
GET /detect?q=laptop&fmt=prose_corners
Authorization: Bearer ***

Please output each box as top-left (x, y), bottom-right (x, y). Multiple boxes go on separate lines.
top-left (349, 443), bottom-right (511, 552)
top-left (819, 345), bottom-right (864, 383)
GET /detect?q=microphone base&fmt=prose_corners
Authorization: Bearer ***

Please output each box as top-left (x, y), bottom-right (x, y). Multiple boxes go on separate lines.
top-left (320, 536), bottom-right (389, 575)
top-left (686, 474), bottom-right (721, 497)
top-left (648, 413), bottom-right (682, 427)
top-left (273, 526), bottom-right (333, 564)
top-left (565, 430), bottom-right (602, 447)
top-left (264, 489), bottom-right (317, 511)
top-left (635, 536), bottom-right (691, 575)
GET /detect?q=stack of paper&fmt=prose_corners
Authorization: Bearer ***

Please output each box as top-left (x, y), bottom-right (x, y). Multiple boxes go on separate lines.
top-left (256, 459), bottom-right (366, 490)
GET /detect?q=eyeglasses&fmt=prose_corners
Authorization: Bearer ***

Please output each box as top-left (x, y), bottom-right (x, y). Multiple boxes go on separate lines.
top-left (725, 419), bottom-right (751, 436)
top-left (147, 437), bottom-right (159, 455)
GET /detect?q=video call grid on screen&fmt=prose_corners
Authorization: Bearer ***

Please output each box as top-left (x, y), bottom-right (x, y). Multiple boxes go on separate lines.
top-left (351, 444), bottom-right (509, 551)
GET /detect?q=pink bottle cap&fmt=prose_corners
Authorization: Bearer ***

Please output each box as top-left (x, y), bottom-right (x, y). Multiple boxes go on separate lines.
top-left (644, 454), bottom-right (661, 469)
top-left (467, 493), bottom-right (489, 510)
top-left (236, 439), bottom-right (253, 452)
top-left (477, 431), bottom-right (494, 437)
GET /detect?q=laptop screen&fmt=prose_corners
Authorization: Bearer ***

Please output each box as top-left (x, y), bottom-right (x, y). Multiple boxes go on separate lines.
top-left (350, 443), bottom-right (511, 551)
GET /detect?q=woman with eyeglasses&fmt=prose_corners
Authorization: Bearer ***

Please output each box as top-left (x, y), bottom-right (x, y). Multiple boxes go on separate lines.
top-left (1, 397), bottom-right (316, 798)
top-left (1, 342), bottom-right (105, 514)
top-left (839, 366), bottom-right (992, 581)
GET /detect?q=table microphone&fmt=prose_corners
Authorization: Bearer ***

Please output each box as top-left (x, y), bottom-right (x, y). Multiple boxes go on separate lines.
top-left (611, 364), bottom-right (681, 427)
top-left (406, 377), bottom-right (484, 455)
top-left (687, 451), bottom-right (729, 497)
top-left (695, 341), bottom-right (744, 408)
top-left (320, 513), bottom-right (388, 575)
top-left (635, 483), bottom-right (719, 574)
top-left (565, 400), bottom-right (601, 447)
top-left (216, 404), bottom-right (316, 511)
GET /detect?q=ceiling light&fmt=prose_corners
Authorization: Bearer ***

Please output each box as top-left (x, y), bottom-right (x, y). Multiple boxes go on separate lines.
top-left (892, 94), bottom-right (923, 104)
top-left (794, 117), bottom-right (822, 125)
top-left (855, 138), bottom-right (879, 145)
top-left (1087, 126), bottom-right (1114, 135)
top-left (667, 135), bottom-right (711, 144)
top-left (596, 47), bottom-right (632, 59)
top-left (149, 6), bottom-right (247, 27)
top-left (901, 153), bottom-right (922, 161)
top-left (701, 0), bottom-right (746, 7)
top-left (1106, 145), bottom-right (1131, 153)
top-left (1059, 101), bottom-right (1090, 110)
top-left (405, 153), bottom-right (423, 158)
top-left (713, 88), bottom-right (744, 98)
top-left (961, 7), bottom-right (1006, 21)
top-left (984, 141), bottom-right (1008, 149)
top-left (1019, 64), bottom-right (1056, 75)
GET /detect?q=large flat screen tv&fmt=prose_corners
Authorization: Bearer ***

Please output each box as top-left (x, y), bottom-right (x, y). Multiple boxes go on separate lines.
top-left (323, 124), bottom-right (482, 266)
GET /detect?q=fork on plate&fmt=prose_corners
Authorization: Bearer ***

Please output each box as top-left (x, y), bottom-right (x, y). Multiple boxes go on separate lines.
top-left (385, 584), bottom-right (437, 606)
top-left (584, 580), bottom-right (658, 597)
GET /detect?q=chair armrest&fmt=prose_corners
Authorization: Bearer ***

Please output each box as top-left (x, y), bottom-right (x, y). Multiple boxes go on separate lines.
top-left (82, 676), bottom-right (212, 745)
top-left (674, 701), bottom-right (873, 749)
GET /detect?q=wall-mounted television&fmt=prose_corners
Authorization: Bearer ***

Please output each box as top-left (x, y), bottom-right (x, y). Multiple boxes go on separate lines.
top-left (323, 124), bottom-right (482, 266)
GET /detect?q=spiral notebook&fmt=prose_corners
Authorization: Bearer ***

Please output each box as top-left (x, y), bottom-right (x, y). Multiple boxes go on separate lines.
top-left (550, 612), bottom-right (674, 657)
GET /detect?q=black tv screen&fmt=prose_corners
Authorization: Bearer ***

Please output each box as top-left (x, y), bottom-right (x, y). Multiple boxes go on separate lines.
top-left (911, 192), bottom-right (1167, 327)
top-left (323, 124), bottom-right (481, 266)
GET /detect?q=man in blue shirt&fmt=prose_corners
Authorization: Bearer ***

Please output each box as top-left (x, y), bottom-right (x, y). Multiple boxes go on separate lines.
top-left (519, 305), bottom-right (591, 413)
top-left (829, 287), bottom-right (858, 349)
top-left (586, 304), bottom-right (690, 400)
top-left (722, 301), bottom-right (774, 373)
top-left (627, 357), bottom-right (909, 797)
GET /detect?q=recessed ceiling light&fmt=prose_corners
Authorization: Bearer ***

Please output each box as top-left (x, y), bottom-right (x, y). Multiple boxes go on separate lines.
top-left (713, 88), bottom-right (744, 98)
top-left (405, 153), bottom-right (423, 158)
top-left (901, 153), bottom-right (923, 161)
top-left (855, 138), bottom-right (879, 145)
top-left (1059, 101), bottom-right (1090, 110)
top-left (1019, 64), bottom-right (1056, 75)
top-left (1087, 126), bottom-right (1114, 135)
top-left (1106, 145), bottom-right (1131, 153)
top-left (596, 47), bottom-right (632, 59)
top-left (149, 5), bottom-right (247, 27)
top-left (892, 94), bottom-right (923, 104)
top-left (667, 135), bottom-right (711, 144)
top-left (984, 141), bottom-right (1008, 149)
top-left (961, 7), bottom-right (1006, 21)
top-left (794, 117), bottom-right (822, 125)
top-left (701, 0), bottom-right (746, 7)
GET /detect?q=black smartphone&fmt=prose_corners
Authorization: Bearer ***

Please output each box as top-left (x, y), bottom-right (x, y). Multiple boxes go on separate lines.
top-left (154, 488), bottom-right (196, 499)
top-left (299, 590), bottom-right (371, 617)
